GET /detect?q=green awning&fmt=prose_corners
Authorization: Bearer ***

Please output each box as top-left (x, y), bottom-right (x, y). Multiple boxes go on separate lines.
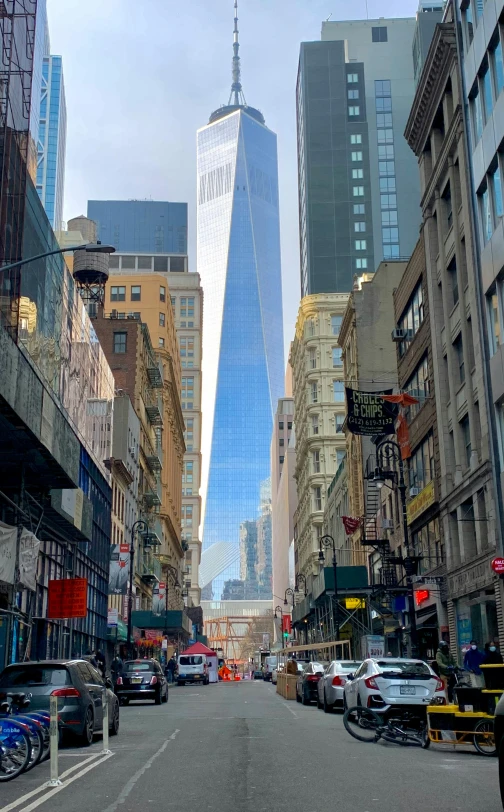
top-left (107, 618), bottom-right (128, 643)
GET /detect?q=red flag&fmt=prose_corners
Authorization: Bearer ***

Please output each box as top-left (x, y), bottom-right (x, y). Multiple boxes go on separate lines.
top-left (380, 393), bottom-right (419, 406)
top-left (396, 413), bottom-right (412, 460)
top-left (342, 516), bottom-right (361, 535)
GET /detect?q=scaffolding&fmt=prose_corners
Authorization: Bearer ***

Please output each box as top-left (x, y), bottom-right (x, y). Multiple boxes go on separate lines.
top-left (205, 615), bottom-right (271, 661)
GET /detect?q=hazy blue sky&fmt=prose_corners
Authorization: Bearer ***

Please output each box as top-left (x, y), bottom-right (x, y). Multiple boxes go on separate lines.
top-left (48, 0), bottom-right (420, 357)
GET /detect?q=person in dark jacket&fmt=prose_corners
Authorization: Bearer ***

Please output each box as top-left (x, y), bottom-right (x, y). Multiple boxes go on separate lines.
top-left (165, 656), bottom-right (176, 683)
top-left (464, 640), bottom-right (485, 686)
top-left (483, 642), bottom-right (503, 665)
top-left (95, 649), bottom-right (106, 677)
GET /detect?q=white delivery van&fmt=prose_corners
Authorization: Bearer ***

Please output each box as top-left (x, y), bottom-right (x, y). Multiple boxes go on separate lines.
top-left (177, 653), bottom-right (208, 685)
top-left (263, 655), bottom-right (277, 682)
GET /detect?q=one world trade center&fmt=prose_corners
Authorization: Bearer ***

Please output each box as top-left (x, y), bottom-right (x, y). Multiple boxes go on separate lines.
top-left (197, 2), bottom-right (284, 601)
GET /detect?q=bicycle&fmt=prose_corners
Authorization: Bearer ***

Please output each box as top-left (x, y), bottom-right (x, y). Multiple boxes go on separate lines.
top-left (0, 718), bottom-right (32, 781)
top-left (343, 705), bottom-right (430, 747)
top-left (0, 696), bottom-right (45, 771)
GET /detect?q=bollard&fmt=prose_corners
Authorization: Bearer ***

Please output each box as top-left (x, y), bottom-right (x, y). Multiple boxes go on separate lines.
top-left (46, 695), bottom-right (62, 786)
top-left (101, 687), bottom-right (112, 755)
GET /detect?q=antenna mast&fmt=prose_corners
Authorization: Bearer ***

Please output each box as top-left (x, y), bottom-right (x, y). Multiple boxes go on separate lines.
top-left (229, 0), bottom-right (247, 106)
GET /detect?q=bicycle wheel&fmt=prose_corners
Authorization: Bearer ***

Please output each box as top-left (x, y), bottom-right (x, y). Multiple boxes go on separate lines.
top-left (343, 706), bottom-right (382, 743)
top-left (0, 726), bottom-right (32, 781)
top-left (473, 719), bottom-right (496, 756)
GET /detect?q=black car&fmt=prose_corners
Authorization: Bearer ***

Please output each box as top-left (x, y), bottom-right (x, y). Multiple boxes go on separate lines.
top-left (295, 661), bottom-right (328, 705)
top-left (0, 659), bottom-right (120, 746)
top-left (253, 670), bottom-right (264, 680)
top-left (115, 659), bottom-right (168, 705)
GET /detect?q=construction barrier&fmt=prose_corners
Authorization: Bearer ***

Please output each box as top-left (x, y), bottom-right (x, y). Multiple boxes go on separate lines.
top-left (276, 673), bottom-right (297, 701)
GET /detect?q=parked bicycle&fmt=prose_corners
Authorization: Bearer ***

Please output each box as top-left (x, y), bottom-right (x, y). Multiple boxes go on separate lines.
top-left (343, 705), bottom-right (430, 747)
top-left (0, 693), bottom-right (50, 781)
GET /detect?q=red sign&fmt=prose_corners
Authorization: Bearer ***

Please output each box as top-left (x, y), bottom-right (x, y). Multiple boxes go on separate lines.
top-left (491, 557), bottom-right (504, 574)
top-left (47, 578), bottom-right (88, 619)
top-left (282, 615), bottom-right (292, 634)
top-left (415, 589), bottom-right (430, 607)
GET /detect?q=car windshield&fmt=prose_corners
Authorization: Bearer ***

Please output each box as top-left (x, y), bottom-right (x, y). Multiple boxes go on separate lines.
top-left (123, 662), bottom-right (154, 672)
top-left (376, 661), bottom-right (431, 677)
top-left (179, 656), bottom-right (203, 665)
top-left (0, 666), bottom-right (71, 688)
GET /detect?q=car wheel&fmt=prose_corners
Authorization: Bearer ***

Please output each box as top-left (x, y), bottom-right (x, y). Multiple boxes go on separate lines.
top-left (296, 687), bottom-right (301, 703)
top-left (162, 687), bottom-right (168, 703)
top-left (79, 708), bottom-right (94, 747)
top-left (119, 696), bottom-right (129, 706)
top-left (110, 703), bottom-right (120, 736)
top-left (317, 691), bottom-right (323, 709)
top-left (324, 692), bottom-right (333, 714)
top-left (301, 687), bottom-right (309, 705)
top-left (155, 689), bottom-right (162, 705)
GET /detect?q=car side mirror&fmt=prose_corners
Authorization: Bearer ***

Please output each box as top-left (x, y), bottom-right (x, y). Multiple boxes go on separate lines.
top-left (105, 677), bottom-right (113, 690)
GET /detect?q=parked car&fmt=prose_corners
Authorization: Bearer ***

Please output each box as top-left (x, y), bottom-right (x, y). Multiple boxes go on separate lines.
top-left (494, 691), bottom-right (504, 805)
top-left (253, 670), bottom-right (264, 680)
top-left (343, 658), bottom-right (446, 715)
top-left (317, 660), bottom-right (362, 713)
top-left (177, 654), bottom-right (209, 686)
top-left (115, 659), bottom-right (168, 704)
top-left (0, 659), bottom-right (120, 746)
top-left (263, 656), bottom-right (277, 682)
top-left (296, 662), bottom-right (328, 705)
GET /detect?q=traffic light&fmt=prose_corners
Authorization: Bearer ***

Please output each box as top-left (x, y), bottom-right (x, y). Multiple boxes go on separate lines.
top-left (283, 630), bottom-right (289, 639)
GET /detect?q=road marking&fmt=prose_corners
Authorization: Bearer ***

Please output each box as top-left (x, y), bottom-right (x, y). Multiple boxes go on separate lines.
top-left (0, 754), bottom-right (103, 812)
top-left (101, 730), bottom-right (180, 812)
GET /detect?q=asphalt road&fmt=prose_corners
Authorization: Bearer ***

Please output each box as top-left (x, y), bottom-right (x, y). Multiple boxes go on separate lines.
top-left (1, 680), bottom-right (502, 812)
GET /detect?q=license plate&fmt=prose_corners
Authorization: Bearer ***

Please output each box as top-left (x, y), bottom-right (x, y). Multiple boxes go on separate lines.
top-left (131, 677), bottom-right (142, 684)
top-left (400, 685), bottom-right (416, 695)
top-left (193, 675), bottom-right (200, 679)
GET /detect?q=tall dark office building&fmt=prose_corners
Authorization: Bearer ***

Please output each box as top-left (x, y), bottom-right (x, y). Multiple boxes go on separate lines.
top-left (297, 41), bottom-right (374, 296)
top-left (87, 200), bottom-right (188, 256)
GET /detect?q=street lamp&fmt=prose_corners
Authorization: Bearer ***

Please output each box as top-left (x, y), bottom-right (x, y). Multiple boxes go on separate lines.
top-left (127, 519), bottom-right (148, 655)
top-left (318, 535), bottom-right (340, 642)
top-left (295, 573), bottom-right (307, 596)
top-left (0, 242), bottom-right (116, 274)
top-left (274, 605), bottom-right (283, 618)
top-left (373, 438), bottom-right (420, 658)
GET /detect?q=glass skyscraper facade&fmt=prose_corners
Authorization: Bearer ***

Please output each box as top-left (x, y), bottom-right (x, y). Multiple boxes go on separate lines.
top-left (36, 54), bottom-right (66, 230)
top-left (87, 200), bottom-right (188, 255)
top-left (197, 107), bottom-right (284, 600)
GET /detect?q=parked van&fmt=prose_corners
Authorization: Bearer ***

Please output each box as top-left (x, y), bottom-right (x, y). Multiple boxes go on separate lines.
top-left (263, 655), bottom-right (277, 682)
top-left (177, 654), bottom-right (208, 685)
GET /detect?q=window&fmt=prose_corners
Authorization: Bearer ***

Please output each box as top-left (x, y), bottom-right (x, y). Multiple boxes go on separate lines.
top-left (384, 245), bottom-right (400, 259)
top-left (355, 240), bottom-right (366, 250)
top-left (349, 106), bottom-right (360, 116)
top-left (279, 438), bottom-right (284, 447)
top-left (312, 414), bottom-right (319, 435)
top-left (405, 355), bottom-right (430, 418)
top-left (335, 413), bottom-right (345, 433)
top-left (131, 285), bottom-right (141, 301)
top-left (332, 347), bottom-right (342, 367)
top-left (138, 256), bottom-right (152, 270)
top-left (354, 222), bottom-right (366, 232)
top-left (182, 377), bottom-right (194, 400)
top-left (463, 2), bottom-right (474, 48)
top-left (113, 332), bottom-right (127, 354)
top-left (372, 26), bottom-right (388, 42)
top-left (160, 286), bottom-right (166, 302)
top-left (460, 415), bottom-right (472, 468)
top-left (180, 336), bottom-right (195, 358)
top-left (454, 334), bottom-right (465, 384)
top-left (380, 177), bottom-right (396, 192)
top-left (352, 168), bottom-right (363, 179)
top-left (491, 162), bottom-right (504, 219)
top-left (159, 312), bottom-right (166, 327)
top-left (491, 35), bottom-right (504, 97)
top-left (180, 297), bottom-right (195, 318)
top-left (376, 97), bottom-right (392, 112)
top-left (279, 455), bottom-right (285, 464)
top-left (313, 450), bottom-right (321, 473)
top-left (487, 289), bottom-right (501, 355)
top-left (279, 421), bottom-right (284, 430)
top-left (382, 210), bottom-right (398, 227)
top-left (183, 461), bottom-right (193, 484)
top-left (382, 228), bottom-right (398, 243)
top-left (347, 73), bottom-right (358, 83)
top-left (333, 381), bottom-right (345, 402)
top-left (480, 185), bottom-right (493, 242)
top-left (470, 84), bottom-right (483, 142)
top-left (348, 89), bottom-right (359, 99)
top-left (288, 421), bottom-right (292, 430)
top-left (379, 161), bottom-right (395, 176)
top-left (482, 61), bottom-right (494, 120)
top-left (310, 382), bottom-right (318, 403)
top-left (331, 315), bottom-right (342, 335)
top-left (309, 347), bottom-right (316, 369)
top-left (356, 258), bottom-right (368, 269)
top-left (397, 283), bottom-right (425, 356)
top-left (380, 193), bottom-right (397, 209)
top-left (350, 134), bottom-right (362, 144)
top-left (351, 151), bottom-right (363, 161)
top-left (314, 486), bottom-right (322, 511)
top-left (408, 432), bottom-right (434, 489)
top-left (474, 0), bottom-right (483, 21)
top-left (170, 296), bottom-right (176, 310)
top-left (110, 286), bottom-right (125, 302)
top-left (376, 113), bottom-right (392, 128)
top-left (378, 145), bottom-right (394, 159)
top-left (377, 129), bottom-right (394, 144)
top-left (159, 337), bottom-right (165, 347)
top-left (307, 318), bottom-right (315, 337)
top-left (353, 186), bottom-right (364, 197)
top-left (447, 257), bottom-right (459, 307)
top-left (375, 79), bottom-right (391, 96)
top-left (353, 204), bottom-right (365, 214)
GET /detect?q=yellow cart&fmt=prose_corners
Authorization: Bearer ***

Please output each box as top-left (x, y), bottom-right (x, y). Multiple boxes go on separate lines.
top-left (427, 703), bottom-right (496, 755)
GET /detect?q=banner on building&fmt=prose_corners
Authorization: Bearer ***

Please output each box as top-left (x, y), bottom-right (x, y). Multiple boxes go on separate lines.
top-left (342, 516), bottom-right (361, 535)
top-left (0, 522), bottom-right (17, 585)
top-left (47, 578), bottom-right (88, 619)
top-left (152, 582), bottom-right (166, 615)
top-left (109, 543), bottom-right (130, 595)
top-left (262, 633), bottom-right (270, 650)
top-left (281, 615), bottom-right (292, 634)
top-left (19, 528), bottom-right (40, 591)
top-left (345, 389), bottom-right (398, 436)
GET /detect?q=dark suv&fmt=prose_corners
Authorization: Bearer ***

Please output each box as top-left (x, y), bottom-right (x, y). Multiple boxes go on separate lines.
top-left (115, 659), bottom-right (168, 705)
top-left (296, 662), bottom-right (328, 705)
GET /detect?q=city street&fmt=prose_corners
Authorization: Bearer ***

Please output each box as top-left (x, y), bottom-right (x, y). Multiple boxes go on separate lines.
top-left (0, 681), bottom-right (501, 812)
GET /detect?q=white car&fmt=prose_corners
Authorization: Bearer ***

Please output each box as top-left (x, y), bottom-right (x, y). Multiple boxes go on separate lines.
top-left (343, 657), bottom-right (446, 714)
top-left (272, 664), bottom-right (284, 685)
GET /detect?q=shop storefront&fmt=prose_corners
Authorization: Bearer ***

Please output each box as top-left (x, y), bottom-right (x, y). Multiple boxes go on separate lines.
top-left (448, 553), bottom-right (501, 661)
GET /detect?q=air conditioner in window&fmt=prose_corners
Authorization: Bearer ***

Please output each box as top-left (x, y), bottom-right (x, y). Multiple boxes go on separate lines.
top-left (391, 327), bottom-right (414, 342)
top-left (409, 487), bottom-right (421, 497)
top-left (110, 309), bottom-right (118, 319)
top-left (382, 518), bottom-right (393, 529)
top-left (129, 446), bottom-right (136, 455)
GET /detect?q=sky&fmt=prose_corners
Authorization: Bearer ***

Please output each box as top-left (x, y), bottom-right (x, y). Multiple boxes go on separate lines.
top-left (48, 0), bottom-right (420, 359)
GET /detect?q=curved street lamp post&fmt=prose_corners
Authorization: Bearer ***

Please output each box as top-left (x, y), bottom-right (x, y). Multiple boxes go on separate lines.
top-left (318, 535), bottom-right (339, 642)
top-left (127, 519), bottom-right (149, 655)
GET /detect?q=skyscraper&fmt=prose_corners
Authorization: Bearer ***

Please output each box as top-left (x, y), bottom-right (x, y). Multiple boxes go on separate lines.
top-left (37, 52), bottom-right (67, 230)
top-left (198, 1), bottom-right (284, 600)
top-left (87, 200), bottom-right (188, 257)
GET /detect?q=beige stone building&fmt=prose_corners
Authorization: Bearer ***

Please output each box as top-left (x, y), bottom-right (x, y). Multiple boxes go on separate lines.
top-left (290, 294), bottom-right (349, 578)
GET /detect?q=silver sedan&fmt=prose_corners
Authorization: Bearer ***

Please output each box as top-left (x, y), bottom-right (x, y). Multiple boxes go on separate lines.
top-left (317, 660), bottom-right (362, 713)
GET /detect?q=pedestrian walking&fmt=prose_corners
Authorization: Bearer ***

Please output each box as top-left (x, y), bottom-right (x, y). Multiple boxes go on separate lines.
top-left (86, 649), bottom-right (98, 668)
top-left (436, 640), bottom-right (456, 700)
top-left (483, 642), bottom-right (503, 665)
top-left (166, 655), bottom-right (176, 683)
top-left (463, 640), bottom-right (485, 687)
top-left (111, 652), bottom-right (123, 688)
top-left (95, 649), bottom-right (106, 677)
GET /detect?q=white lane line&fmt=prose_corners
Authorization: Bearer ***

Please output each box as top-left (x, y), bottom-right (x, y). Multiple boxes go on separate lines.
top-left (102, 729), bottom-right (180, 812)
top-left (0, 754), bottom-right (103, 812)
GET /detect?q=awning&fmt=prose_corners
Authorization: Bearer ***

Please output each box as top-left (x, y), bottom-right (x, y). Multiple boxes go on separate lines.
top-left (416, 610), bottom-right (438, 629)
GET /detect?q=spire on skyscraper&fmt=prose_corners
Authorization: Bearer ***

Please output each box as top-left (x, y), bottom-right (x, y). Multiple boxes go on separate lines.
top-left (229, 0), bottom-right (246, 107)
